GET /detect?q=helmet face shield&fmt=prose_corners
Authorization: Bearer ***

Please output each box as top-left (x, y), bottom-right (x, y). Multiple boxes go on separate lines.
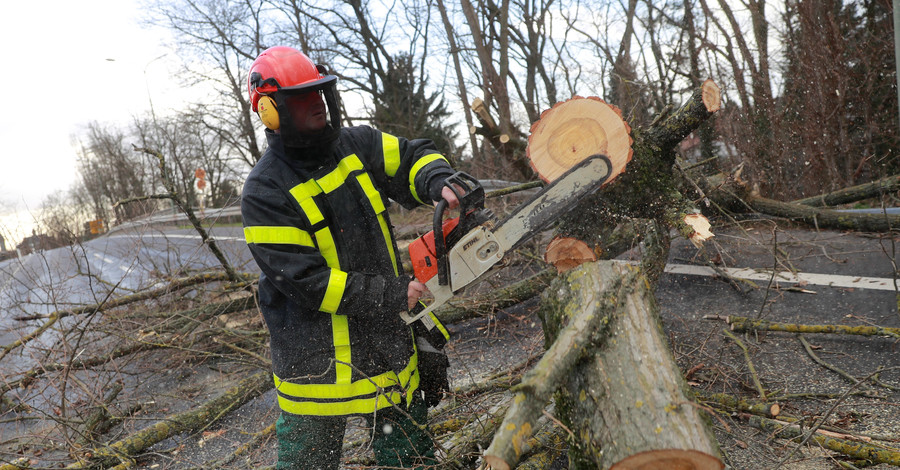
top-left (273, 74), bottom-right (342, 148)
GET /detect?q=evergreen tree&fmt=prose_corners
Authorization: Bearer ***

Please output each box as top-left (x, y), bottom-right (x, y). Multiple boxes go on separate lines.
top-left (371, 54), bottom-right (458, 157)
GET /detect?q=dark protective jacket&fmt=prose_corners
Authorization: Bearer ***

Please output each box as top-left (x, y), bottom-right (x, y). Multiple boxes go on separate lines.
top-left (241, 127), bottom-right (452, 416)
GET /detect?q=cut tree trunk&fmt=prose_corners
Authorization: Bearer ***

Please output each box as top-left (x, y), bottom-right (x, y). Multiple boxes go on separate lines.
top-left (539, 261), bottom-right (722, 470)
top-left (544, 237), bottom-right (597, 273)
top-left (526, 96), bottom-right (633, 183)
top-left (546, 81), bottom-right (721, 262)
top-left (483, 82), bottom-right (723, 468)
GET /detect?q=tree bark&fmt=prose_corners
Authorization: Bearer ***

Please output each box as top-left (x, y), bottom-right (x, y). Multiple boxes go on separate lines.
top-left (727, 316), bottom-right (900, 339)
top-left (537, 262), bottom-right (722, 469)
top-left (791, 173), bottom-right (900, 207)
top-left (483, 262), bottom-right (616, 469)
top-left (703, 173), bottom-right (900, 232)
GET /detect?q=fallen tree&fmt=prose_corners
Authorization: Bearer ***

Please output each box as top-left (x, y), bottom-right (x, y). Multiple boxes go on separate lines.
top-left (486, 262), bottom-right (722, 469)
top-left (482, 80), bottom-right (725, 468)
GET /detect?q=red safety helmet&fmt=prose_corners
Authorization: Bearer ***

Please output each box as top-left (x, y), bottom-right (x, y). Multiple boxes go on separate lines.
top-left (248, 46), bottom-right (341, 146)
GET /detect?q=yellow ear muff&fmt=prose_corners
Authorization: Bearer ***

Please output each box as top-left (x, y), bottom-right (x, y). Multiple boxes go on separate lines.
top-left (257, 95), bottom-right (280, 130)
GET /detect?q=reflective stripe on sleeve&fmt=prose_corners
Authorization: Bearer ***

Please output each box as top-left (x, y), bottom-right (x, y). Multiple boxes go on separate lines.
top-left (314, 227), bottom-right (339, 268)
top-left (409, 153), bottom-right (449, 204)
top-left (319, 269), bottom-right (347, 314)
top-left (243, 226), bottom-right (314, 247)
top-left (382, 132), bottom-right (401, 177)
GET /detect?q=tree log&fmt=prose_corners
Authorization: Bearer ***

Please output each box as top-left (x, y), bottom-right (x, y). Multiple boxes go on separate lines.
top-left (67, 369), bottom-right (272, 469)
top-left (791, 173), bottom-right (900, 207)
top-left (527, 96), bottom-right (633, 183)
top-left (727, 316), bottom-right (900, 339)
top-left (483, 262), bottom-right (616, 469)
top-left (745, 414), bottom-right (900, 466)
top-left (703, 173), bottom-right (900, 232)
top-left (539, 261), bottom-right (722, 469)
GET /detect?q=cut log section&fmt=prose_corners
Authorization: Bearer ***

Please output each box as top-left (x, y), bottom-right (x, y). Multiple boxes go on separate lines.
top-left (543, 237), bottom-right (597, 273)
top-left (543, 261), bottom-right (723, 469)
top-left (700, 78), bottom-right (721, 113)
top-left (527, 97), bottom-right (633, 183)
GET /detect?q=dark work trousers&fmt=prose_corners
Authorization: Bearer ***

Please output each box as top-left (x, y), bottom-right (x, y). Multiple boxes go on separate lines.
top-left (275, 398), bottom-right (436, 469)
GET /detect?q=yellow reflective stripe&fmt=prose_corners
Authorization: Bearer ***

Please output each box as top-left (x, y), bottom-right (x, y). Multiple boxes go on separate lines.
top-left (277, 392), bottom-right (404, 416)
top-left (428, 312), bottom-right (451, 341)
top-left (355, 172), bottom-right (398, 276)
top-left (377, 215), bottom-right (399, 276)
top-left (382, 133), bottom-right (401, 177)
top-left (409, 154), bottom-right (449, 203)
top-left (355, 173), bottom-right (386, 213)
top-left (243, 226), bottom-right (314, 247)
top-left (319, 155), bottom-right (364, 193)
top-left (289, 180), bottom-right (324, 225)
top-left (320, 269), bottom-right (347, 314)
top-left (315, 227), bottom-right (339, 268)
top-left (273, 351), bottom-right (418, 400)
top-left (331, 312), bottom-right (352, 383)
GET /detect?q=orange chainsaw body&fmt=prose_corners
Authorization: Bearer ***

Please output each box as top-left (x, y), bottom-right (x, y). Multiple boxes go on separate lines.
top-left (408, 217), bottom-right (461, 283)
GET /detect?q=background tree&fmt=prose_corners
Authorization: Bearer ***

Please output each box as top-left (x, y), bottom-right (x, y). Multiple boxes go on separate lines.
top-left (371, 53), bottom-right (458, 156)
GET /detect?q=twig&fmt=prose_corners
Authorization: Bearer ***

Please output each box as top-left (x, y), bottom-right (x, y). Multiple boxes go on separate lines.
top-left (485, 181), bottom-right (544, 199)
top-left (798, 335), bottom-right (899, 392)
top-left (756, 226), bottom-right (779, 320)
top-left (722, 328), bottom-right (767, 401)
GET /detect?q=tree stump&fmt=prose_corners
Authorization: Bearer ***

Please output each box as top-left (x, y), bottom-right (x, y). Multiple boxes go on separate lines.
top-left (541, 261), bottom-right (723, 470)
top-left (544, 237), bottom-right (597, 273)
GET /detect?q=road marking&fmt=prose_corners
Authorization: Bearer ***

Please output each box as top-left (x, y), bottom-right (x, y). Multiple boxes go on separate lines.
top-left (91, 251), bottom-right (134, 274)
top-left (614, 260), bottom-right (896, 291)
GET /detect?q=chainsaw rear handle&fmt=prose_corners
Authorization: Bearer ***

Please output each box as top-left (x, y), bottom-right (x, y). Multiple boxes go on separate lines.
top-left (433, 172), bottom-right (484, 286)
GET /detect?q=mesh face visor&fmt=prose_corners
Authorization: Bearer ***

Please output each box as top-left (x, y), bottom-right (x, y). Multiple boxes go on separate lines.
top-left (275, 73), bottom-right (342, 148)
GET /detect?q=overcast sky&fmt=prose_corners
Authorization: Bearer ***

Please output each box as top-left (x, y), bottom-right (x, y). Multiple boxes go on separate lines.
top-left (0, 0), bottom-right (185, 244)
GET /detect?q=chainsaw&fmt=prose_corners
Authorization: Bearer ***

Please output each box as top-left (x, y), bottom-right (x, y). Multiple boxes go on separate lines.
top-left (403, 153), bottom-right (613, 330)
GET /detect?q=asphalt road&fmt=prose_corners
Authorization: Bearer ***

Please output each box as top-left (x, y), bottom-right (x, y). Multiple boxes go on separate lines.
top-left (0, 225), bottom-right (255, 374)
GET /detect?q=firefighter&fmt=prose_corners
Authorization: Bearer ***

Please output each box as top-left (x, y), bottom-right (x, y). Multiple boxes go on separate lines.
top-left (241, 46), bottom-right (458, 469)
